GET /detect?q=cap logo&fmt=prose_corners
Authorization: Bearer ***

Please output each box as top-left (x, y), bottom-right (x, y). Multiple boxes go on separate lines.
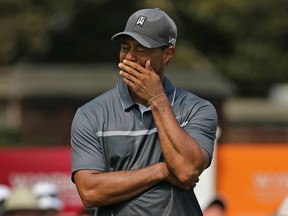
top-left (135, 16), bottom-right (147, 27)
top-left (169, 37), bottom-right (177, 46)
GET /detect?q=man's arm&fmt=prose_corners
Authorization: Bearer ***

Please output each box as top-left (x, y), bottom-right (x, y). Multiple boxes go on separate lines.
top-left (119, 59), bottom-right (215, 188)
top-left (149, 96), bottom-right (210, 187)
top-left (73, 162), bottom-right (189, 208)
top-left (71, 107), bottom-right (190, 209)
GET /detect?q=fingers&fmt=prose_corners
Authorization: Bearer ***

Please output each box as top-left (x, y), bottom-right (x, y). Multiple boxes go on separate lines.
top-left (119, 59), bottom-right (144, 75)
top-left (145, 60), bottom-right (153, 71)
top-left (187, 177), bottom-right (199, 190)
top-left (118, 59), bottom-right (162, 103)
top-left (118, 63), bottom-right (139, 85)
top-left (118, 60), bottom-right (153, 88)
top-left (118, 61), bottom-right (138, 86)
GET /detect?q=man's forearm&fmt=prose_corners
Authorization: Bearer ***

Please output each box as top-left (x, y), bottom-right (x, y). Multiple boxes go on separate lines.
top-left (149, 95), bottom-right (207, 185)
top-left (74, 162), bottom-right (168, 208)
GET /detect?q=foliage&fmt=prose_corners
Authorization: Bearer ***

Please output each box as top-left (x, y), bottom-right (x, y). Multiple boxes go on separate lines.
top-left (0, 0), bottom-right (76, 63)
top-left (198, 0), bottom-right (288, 96)
top-left (0, 0), bottom-right (287, 97)
top-left (0, 129), bottom-right (20, 145)
top-left (144, 0), bottom-right (288, 96)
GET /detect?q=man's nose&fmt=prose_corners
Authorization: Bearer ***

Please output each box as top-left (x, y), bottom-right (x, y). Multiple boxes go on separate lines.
top-left (125, 50), bottom-right (137, 62)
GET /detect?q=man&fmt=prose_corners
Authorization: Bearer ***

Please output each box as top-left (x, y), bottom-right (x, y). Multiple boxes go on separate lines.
top-left (71, 8), bottom-right (218, 216)
top-left (203, 198), bottom-right (226, 216)
top-left (2, 186), bottom-right (41, 216)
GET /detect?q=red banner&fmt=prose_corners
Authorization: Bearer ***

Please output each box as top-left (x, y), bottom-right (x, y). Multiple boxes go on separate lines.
top-left (0, 146), bottom-right (83, 216)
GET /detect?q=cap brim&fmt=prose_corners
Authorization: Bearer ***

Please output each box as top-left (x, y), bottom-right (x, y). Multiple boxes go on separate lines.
top-left (111, 31), bottom-right (165, 48)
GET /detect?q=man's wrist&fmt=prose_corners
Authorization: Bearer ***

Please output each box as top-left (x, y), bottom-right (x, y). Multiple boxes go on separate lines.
top-left (156, 162), bottom-right (169, 181)
top-left (148, 94), bottom-right (166, 105)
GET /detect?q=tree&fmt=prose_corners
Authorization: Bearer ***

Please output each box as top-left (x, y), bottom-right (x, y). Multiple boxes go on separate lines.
top-left (171, 0), bottom-right (288, 96)
top-left (1, 0), bottom-right (287, 97)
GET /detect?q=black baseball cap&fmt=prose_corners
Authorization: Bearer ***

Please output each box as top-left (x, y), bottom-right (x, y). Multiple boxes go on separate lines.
top-left (111, 8), bottom-right (177, 48)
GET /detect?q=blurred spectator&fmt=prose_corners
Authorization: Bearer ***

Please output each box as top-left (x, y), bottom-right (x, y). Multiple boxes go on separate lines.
top-left (32, 182), bottom-right (64, 216)
top-left (0, 184), bottom-right (11, 215)
top-left (203, 197), bottom-right (226, 216)
top-left (2, 186), bottom-right (41, 216)
top-left (275, 196), bottom-right (288, 216)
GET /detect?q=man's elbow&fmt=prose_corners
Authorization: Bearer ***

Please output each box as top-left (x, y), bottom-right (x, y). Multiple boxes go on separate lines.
top-left (176, 155), bottom-right (208, 184)
top-left (177, 165), bottom-right (201, 184)
top-left (79, 189), bottom-right (105, 208)
top-left (74, 170), bottom-right (106, 208)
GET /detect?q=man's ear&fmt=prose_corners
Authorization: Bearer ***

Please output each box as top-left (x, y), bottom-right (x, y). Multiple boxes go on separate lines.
top-left (162, 46), bottom-right (175, 65)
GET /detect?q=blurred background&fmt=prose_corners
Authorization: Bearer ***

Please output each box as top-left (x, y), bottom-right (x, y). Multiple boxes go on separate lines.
top-left (0, 0), bottom-right (288, 216)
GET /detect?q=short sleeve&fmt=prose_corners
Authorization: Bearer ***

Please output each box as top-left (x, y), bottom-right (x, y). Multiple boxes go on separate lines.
top-left (183, 100), bottom-right (218, 159)
top-left (71, 108), bottom-right (106, 182)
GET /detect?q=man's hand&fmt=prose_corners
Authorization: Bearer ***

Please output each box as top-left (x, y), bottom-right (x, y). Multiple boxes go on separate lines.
top-left (159, 162), bottom-right (198, 191)
top-left (118, 59), bottom-right (165, 104)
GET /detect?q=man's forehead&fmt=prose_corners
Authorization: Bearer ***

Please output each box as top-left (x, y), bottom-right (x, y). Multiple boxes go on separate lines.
top-left (121, 36), bottom-right (145, 47)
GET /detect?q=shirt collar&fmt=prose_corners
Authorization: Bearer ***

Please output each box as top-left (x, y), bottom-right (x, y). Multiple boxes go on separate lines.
top-left (117, 76), bottom-right (176, 110)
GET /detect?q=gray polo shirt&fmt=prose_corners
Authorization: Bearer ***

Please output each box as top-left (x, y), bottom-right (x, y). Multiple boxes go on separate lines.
top-left (71, 76), bottom-right (218, 216)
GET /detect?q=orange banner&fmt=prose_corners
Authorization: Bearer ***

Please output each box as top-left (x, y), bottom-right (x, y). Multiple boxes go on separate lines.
top-left (217, 144), bottom-right (288, 216)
